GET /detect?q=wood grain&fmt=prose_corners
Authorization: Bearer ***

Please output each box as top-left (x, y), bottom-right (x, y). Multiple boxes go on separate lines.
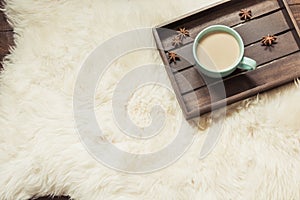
top-left (174, 31), bottom-right (298, 94)
top-left (183, 51), bottom-right (300, 118)
top-left (169, 9), bottom-right (291, 73)
top-left (286, 0), bottom-right (300, 4)
top-left (289, 5), bottom-right (300, 27)
top-left (153, 0), bottom-right (300, 119)
top-left (157, 0), bottom-right (282, 51)
top-left (236, 10), bottom-right (290, 45)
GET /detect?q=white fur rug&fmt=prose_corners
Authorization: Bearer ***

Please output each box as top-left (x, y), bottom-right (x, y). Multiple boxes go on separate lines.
top-left (1, 0), bottom-right (300, 199)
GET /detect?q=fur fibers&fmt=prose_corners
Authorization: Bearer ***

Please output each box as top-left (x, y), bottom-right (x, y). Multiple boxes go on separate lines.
top-left (0, 0), bottom-right (300, 199)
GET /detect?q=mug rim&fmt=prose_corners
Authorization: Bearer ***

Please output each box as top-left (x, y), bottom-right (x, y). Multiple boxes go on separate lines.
top-left (192, 25), bottom-right (244, 74)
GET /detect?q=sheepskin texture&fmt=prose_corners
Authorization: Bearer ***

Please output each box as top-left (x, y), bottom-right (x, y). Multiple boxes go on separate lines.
top-left (1, 0), bottom-right (300, 199)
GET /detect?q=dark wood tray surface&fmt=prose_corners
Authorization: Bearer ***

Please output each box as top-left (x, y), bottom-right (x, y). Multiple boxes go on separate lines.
top-left (153, 0), bottom-right (300, 119)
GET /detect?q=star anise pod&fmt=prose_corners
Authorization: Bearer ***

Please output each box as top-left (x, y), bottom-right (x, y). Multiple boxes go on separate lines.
top-left (171, 36), bottom-right (183, 47)
top-left (261, 34), bottom-right (277, 46)
top-left (239, 9), bottom-right (252, 20)
top-left (177, 27), bottom-right (190, 40)
top-left (168, 51), bottom-right (180, 64)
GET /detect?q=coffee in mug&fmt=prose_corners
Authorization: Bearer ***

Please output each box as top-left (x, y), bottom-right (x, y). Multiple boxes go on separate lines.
top-left (193, 25), bottom-right (257, 78)
top-left (196, 31), bottom-right (240, 71)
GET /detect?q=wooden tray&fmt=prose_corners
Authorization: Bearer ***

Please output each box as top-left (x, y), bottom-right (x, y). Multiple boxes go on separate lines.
top-left (153, 0), bottom-right (300, 119)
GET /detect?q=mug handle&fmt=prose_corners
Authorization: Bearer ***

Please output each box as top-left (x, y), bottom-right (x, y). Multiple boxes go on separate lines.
top-left (238, 57), bottom-right (257, 71)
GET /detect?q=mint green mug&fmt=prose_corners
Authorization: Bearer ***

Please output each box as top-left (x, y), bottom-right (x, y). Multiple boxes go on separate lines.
top-left (193, 25), bottom-right (256, 78)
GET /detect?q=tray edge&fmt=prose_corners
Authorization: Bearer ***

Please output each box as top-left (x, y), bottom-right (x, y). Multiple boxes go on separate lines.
top-left (153, 0), bottom-right (300, 120)
top-left (154, 0), bottom-right (230, 28)
top-left (152, 28), bottom-right (190, 118)
top-left (282, 0), bottom-right (300, 37)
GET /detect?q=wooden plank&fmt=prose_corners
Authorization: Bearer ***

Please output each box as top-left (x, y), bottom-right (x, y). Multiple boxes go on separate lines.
top-left (188, 1), bottom-right (282, 38)
top-left (0, 31), bottom-right (13, 55)
top-left (289, 5), bottom-right (300, 26)
top-left (236, 10), bottom-right (290, 45)
top-left (153, 28), bottom-right (190, 115)
top-left (169, 9), bottom-right (291, 73)
top-left (157, 0), bottom-right (282, 51)
top-left (170, 58), bottom-right (193, 72)
top-left (154, 0), bottom-right (300, 119)
top-left (174, 67), bottom-right (215, 94)
top-left (174, 31), bottom-right (299, 94)
top-left (156, 28), bottom-right (193, 52)
top-left (170, 43), bottom-right (195, 72)
top-left (244, 31), bottom-right (299, 65)
top-left (286, 0), bottom-right (300, 4)
top-left (183, 51), bottom-right (300, 118)
top-left (282, 0), bottom-right (300, 39)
